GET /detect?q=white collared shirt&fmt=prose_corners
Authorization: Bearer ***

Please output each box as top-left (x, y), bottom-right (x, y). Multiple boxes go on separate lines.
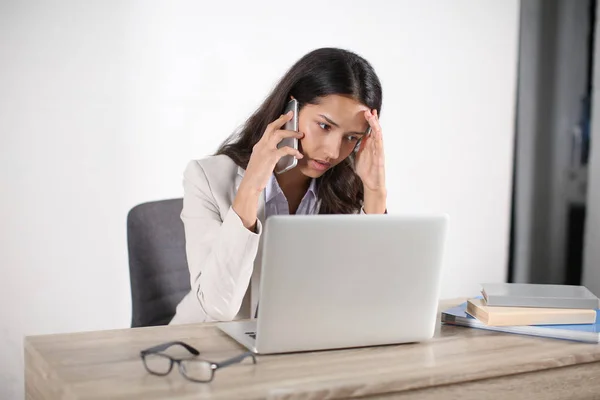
top-left (265, 174), bottom-right (319, 216)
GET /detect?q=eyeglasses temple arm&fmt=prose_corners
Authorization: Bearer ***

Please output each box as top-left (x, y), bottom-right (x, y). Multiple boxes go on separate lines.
top-left (215, 351), bottom-right (256, 368)
top-left (140, 341), bottom-right (200, 356)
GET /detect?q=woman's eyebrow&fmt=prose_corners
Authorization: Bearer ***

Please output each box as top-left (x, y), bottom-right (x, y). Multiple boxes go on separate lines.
top-left (318, 114), bottom-right (366, 136)
top-left (318, 114), bottom-right (339, 127)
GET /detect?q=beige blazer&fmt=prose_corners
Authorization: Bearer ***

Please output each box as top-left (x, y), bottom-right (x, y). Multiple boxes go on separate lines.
top-left (170, 155), bottom-right (282, 324)
top-left (169, 154), bottom-right (369, 325)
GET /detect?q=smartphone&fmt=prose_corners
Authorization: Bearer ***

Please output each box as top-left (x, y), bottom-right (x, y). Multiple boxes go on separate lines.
top-left (275, 98), bottom-right (299, 174)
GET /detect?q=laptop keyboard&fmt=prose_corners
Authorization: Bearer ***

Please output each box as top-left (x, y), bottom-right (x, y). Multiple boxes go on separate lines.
top-left (245, 331), bottom-right (256, 339)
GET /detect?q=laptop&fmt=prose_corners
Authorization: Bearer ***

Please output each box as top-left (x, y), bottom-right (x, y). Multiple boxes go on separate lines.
top-left (216, 213), bottom-right (448, 354)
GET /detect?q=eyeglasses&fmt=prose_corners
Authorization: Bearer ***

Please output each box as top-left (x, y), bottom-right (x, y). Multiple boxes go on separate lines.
top-left (140, 340), bottom-right (256, 383)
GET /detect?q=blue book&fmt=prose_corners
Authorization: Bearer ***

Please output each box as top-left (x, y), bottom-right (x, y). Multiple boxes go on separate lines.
top-left (442, 301), bottom-right (600, 343)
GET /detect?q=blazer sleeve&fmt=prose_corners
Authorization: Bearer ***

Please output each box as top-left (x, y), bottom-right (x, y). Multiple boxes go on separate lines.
top-left (170, 160), bottom-right (262, 324)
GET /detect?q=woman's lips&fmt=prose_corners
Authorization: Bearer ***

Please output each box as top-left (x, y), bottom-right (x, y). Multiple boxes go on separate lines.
top-left (309, 159), bottom-right (331, 171)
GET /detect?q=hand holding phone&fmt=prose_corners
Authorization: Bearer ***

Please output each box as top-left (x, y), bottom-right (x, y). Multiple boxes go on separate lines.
top-left (233, 106), bottom-right (304, 228)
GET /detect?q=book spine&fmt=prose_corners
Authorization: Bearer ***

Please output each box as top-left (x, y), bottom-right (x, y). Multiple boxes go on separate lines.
top-left (485, 296), bottom-right (600, 309)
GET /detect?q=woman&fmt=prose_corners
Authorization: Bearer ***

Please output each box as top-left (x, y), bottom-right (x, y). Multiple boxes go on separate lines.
top-left (170, 47), bottom-right (387, 324)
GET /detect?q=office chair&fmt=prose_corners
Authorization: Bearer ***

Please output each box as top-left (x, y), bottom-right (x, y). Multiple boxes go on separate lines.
top-left (127, 198), bottom-right (190, 327)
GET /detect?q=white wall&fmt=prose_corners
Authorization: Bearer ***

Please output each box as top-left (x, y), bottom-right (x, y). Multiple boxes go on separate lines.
top-left (0, 1), bottom-right (519, 398)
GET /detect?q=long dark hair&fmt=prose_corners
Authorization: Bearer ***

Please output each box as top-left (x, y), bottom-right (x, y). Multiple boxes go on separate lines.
top-left (216, 47), bottom-right (383, 214)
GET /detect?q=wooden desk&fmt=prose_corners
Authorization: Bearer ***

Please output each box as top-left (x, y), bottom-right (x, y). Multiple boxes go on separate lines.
top-left (25, 299), bottom-right (600, 400)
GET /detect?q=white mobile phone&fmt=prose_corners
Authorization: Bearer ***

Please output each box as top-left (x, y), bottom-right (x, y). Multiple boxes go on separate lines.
top-left (275, 99), bottom-right (299, 174)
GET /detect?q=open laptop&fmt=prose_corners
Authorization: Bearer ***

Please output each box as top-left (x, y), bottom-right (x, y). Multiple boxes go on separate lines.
top-left (217, 213), bottom-right (448, 354)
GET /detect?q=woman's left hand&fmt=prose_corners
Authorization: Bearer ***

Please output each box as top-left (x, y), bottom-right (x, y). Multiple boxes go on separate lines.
top-left (355, 109), bottom-right (387, 213)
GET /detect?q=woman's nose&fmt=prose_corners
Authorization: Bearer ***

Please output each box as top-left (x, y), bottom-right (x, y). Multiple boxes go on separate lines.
top-left (322, 135), bottom-right (341, 160)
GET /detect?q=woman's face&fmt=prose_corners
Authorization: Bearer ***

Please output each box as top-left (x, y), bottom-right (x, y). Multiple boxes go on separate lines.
top-left (295, 95), bottom-right (371, 178)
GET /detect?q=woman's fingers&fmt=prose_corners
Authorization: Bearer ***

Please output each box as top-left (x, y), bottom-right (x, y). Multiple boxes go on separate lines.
top-left (365, 109), bottom-right (382, 141)
top-left (265, 111), bottom-right (294, 136)
top-left (362, 109), bottom-right (383, 158)
top-left (271, 129), bottom-right (304, 146)
top-left (276, 146), bottom-right (303, 160)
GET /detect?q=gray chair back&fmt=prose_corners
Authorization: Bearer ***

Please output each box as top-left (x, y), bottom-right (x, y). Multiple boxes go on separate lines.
top-left (127, 198), bottom-right (190, 327)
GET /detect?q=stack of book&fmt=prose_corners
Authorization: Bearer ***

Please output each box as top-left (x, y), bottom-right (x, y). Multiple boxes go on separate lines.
top-left (441, 283), bottom-right (600, 343)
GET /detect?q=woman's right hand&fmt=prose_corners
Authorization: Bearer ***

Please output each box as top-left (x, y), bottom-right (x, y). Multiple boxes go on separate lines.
top-left (232, 111), bottom-right (304, 230)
